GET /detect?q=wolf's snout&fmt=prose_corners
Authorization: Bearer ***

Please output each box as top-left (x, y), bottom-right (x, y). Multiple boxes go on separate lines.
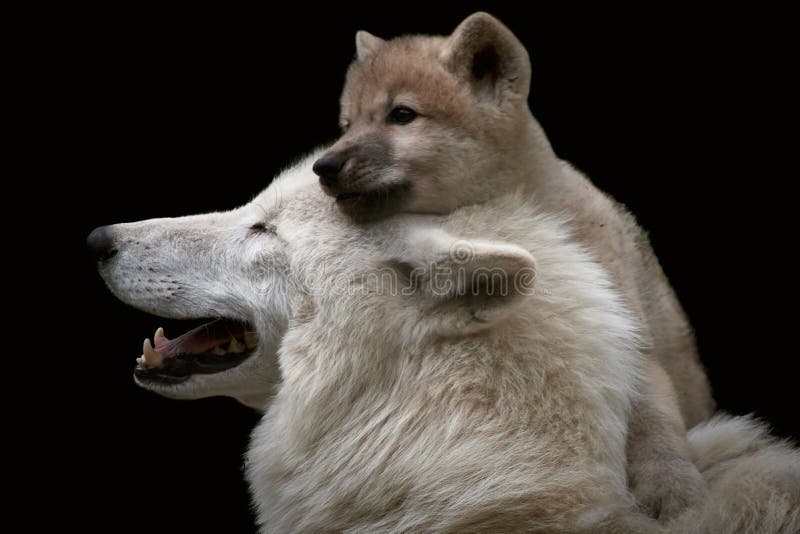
top-left (313, 153), bottom-right (347, 190)
top-left (87, 225), bottom-right (118, 262)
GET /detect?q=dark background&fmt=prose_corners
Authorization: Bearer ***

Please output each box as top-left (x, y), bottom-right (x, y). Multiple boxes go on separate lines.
top-left (48, 3), bottom-right (797, 532)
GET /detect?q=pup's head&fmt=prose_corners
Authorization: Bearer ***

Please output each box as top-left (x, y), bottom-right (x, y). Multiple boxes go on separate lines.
top-left (314, 12), bottom-right (537, 221)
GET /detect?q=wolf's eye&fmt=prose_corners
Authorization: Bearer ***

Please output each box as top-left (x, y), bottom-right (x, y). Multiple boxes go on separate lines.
top-left (387, 106), bottom-right (417, 125)
top-left (248, 222), bottom-right (276, 236)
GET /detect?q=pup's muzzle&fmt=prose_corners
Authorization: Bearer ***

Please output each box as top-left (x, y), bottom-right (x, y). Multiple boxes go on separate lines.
top-left (313, 152), bottom-right (348, 191)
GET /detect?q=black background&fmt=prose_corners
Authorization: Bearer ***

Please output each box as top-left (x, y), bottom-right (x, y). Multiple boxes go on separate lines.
top-left (50, 3), bottom-right (797, 532)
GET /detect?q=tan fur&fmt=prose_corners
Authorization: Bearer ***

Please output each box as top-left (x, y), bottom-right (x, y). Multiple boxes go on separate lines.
top-left (319, 12), bottom-right (715, 519)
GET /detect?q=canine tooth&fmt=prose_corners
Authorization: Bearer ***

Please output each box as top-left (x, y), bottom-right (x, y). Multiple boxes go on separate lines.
top-left (244, 332), bottom-right (258, 348)
top-left (136, 356), bottom-right (145, 367)
top-left (211, 346), bottom-right (226, 356)
top-left (228, 338), bottom-right (245, 353)
top-left (154, 327), bottom-right (166, 342)
top-left (143, 338), bottom-right (164, 367)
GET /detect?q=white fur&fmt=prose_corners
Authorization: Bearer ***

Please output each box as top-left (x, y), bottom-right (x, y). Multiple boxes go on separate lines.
top-left (673, 415), bottom-right (800, 533)
top-left (98, 154), bottom-right (800, 532)
top-left (240, 168), bottom-right (644, 531)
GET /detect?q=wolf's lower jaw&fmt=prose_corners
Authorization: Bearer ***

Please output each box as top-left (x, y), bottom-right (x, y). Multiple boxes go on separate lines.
top-left (133, 317), bottom-right (258, 385)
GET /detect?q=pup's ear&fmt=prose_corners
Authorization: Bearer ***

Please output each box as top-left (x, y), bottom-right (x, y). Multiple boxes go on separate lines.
top-left (388, 229), bottom-right (537, 334)
top-left (355, 30), bottom-right (385, 62)
top-left (441, 12), bottom-right (531, 104)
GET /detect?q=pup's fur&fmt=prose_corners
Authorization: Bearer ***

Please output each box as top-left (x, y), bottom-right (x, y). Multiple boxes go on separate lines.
top-left (95, 158), bottom-right (800, 532)
top-left (315, 12), bottom-right (714, 517)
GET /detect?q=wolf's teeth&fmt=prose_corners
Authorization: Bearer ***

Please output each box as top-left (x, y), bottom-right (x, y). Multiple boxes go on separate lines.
top-left (228, 338), bottom-right (245, 353)
top-left (211, 346), bottom-right (226, 356)
top-left (154, 327), bottom-right (166, 342)
top-left (244, 332), bottom-right (258, 349)
top-left (136, 356), bottom-right (145, 367)
top-left (142, 338), bottom-right (164, 367)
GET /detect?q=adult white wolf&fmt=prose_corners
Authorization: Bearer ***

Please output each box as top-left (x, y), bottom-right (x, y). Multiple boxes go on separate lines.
top-left (90, 154), bottom-right (800, 532)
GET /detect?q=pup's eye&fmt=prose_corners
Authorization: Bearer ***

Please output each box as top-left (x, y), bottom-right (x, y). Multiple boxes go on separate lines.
top-left (248, 222), bottom-right (275, 236)
top-left (387, 106), bottom-right (417, 125)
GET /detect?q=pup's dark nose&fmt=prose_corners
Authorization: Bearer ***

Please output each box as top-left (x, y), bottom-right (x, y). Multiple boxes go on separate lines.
top-left (313, 153), bottom-right (347, 187)
top-left (87, 225), bottom-right (118, 262)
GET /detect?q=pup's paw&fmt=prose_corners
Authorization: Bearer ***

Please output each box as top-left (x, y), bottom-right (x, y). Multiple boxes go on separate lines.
top-left (630, 458), bottom-right (707, 521)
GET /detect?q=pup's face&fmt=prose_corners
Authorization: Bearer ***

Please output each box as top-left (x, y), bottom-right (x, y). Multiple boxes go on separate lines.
top-left (318, 36), bottom-right (477, 220)
top-left (313, 13), bottom-right (533, 221)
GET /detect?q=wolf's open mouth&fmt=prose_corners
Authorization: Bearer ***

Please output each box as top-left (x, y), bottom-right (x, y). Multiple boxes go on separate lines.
top-left (134, 318), bottom-right (257, 385)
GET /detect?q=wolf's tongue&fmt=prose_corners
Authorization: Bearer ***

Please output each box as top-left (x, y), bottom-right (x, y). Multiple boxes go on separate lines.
top-left (154, 318), bottom-right (246, 357)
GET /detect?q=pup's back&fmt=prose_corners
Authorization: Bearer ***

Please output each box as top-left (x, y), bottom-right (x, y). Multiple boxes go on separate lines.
top-left (550, 161), bottom-right (714, 425)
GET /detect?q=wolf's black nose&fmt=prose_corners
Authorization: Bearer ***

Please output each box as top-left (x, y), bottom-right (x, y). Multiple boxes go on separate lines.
top-left (87, 225), bottom-right (118, 262)
top-left (313, 153), bottom-right (347, 187)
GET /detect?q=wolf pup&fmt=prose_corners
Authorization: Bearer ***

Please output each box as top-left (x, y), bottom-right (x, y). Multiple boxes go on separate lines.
top-left (312, 12), bottom-right (715, 519)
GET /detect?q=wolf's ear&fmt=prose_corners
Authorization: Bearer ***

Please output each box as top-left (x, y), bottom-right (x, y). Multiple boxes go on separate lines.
top-left (387, 229), bottom-right (537, 334)
top-left (355, 30), bottom-right (385, 62)
top-left (441, 12), bottom-right (531, 104)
